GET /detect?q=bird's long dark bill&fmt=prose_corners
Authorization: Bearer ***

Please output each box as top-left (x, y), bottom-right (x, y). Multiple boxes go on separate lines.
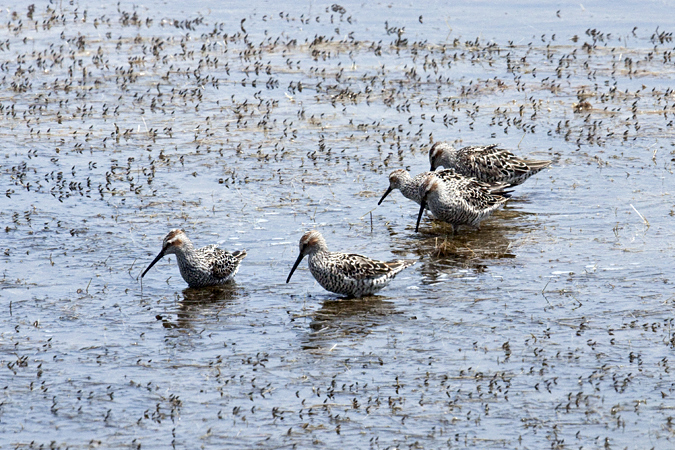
top-left (415, 199), bottom-right (427, 232)
top-left (286, 253), bottom-right (305, 283)
top-left (377, 187), bottom-right (394, 205)
top-left (141, 248), bottom-right (167, 278)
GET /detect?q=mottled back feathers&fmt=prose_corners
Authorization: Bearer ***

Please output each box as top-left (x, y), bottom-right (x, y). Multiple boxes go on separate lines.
top-left (429, 142), bottom-right (551, 186)
top-left (142, 229), bottom-right (246, 288)
top-left (287, 230), bottom-right (415, 297)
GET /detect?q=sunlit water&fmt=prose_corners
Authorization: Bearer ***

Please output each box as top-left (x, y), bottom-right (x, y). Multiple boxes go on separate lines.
top-left (1, 1), bottom-right (674, 448)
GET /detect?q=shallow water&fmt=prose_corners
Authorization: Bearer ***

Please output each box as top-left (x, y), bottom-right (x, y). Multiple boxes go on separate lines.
top-left (1, 1), bottom-right (674, 448)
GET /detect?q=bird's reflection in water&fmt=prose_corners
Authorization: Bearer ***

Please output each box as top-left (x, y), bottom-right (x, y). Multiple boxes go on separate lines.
top-left (388, 206), bottom-right (541, 283)
top-left (301, 296), bottom-right (399, 350)
top-left (157, 284), bottom-right (242, 331)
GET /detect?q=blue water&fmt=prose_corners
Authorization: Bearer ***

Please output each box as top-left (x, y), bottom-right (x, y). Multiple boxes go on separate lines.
top-left (1, 1), bottom-right (674, 448)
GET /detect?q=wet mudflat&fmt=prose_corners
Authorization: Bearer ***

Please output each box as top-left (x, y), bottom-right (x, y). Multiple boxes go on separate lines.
top-left (1, 1), bottom-right (674, 448)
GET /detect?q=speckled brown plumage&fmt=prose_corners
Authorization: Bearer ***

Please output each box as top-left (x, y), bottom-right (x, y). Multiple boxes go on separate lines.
top-left (379, 168), bottom-right (501, 206)
top-left (141, 229), bottom-right (246, 288)
top-left (429, 142), bottom-right (551, 186)
top-left (286, 230), bottom-right (416, 298)
top-left (415, 172), bottom-right (511, 233)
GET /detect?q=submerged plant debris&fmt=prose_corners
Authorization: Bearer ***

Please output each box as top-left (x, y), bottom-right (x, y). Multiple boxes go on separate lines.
top-left (1, 1), bottom-right (674, 449)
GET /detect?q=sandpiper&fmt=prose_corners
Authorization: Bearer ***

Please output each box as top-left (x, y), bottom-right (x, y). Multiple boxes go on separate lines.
top-left (378, 169), bottom-right (429, 206)
top-left (428, 142), bottom-right (551, 186)
top-left (286, 230), bottom-right (416, 298)
top-left (141, 229), bottom-right (246, 288)
top-left (378, 168), bottom-right (483, 206)
top-left (415, 172), bottom-right (511, 233)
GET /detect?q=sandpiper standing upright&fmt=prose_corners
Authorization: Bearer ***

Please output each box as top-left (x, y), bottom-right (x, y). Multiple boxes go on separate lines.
top-left (286, 230), bottom-right (416, 298)
top-left (428, 142), bottom-right (551, 186)
top-left (141, 229), bottom-right (246, 288)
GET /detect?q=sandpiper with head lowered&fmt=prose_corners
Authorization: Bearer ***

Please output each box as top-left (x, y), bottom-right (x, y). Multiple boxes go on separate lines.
top-left (428, 142), bottom-right (551, 187)
top-left (378, 167), bottom-right (489, 207)
top-left (141, 229), bottom-right (246, 288)
top-left (378, 169), bottom-right (429, 206)
top-left (415, 172), bottom-right (511, 233)
top-left (286, 230), bottom-right (416, 298)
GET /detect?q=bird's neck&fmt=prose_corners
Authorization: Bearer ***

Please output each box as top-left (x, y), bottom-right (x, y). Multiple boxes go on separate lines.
top-left (307, 246), bottom-right (329, 262)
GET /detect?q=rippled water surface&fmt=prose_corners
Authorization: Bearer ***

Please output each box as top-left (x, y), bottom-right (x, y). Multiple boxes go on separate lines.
top-left (2, 1), bottom-right (674, 448)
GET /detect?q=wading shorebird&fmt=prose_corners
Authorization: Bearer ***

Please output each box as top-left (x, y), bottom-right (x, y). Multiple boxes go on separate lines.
top-left (378, 168), bottom-right (485, 207)
top-left (415, 172), bottom-right (511, 233)
top-left (378, 169), bottom-right (432, 207)
top-left (428, 142), bottom-right (551, 186)
top-left (141, 229), bottom-right (246, 288)
top-left (286, 230), bottom-right (416, 298)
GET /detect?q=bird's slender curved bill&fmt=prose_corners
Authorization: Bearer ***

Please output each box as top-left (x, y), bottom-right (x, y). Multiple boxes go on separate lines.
top-left (415, 199), bottom-right (427, 232)
top-left (377, 186), bottom-right (394, 205)
top-left (141, 247), bottom-right (167, 278)
top-left (286, 253), bottom-right (306, 283)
